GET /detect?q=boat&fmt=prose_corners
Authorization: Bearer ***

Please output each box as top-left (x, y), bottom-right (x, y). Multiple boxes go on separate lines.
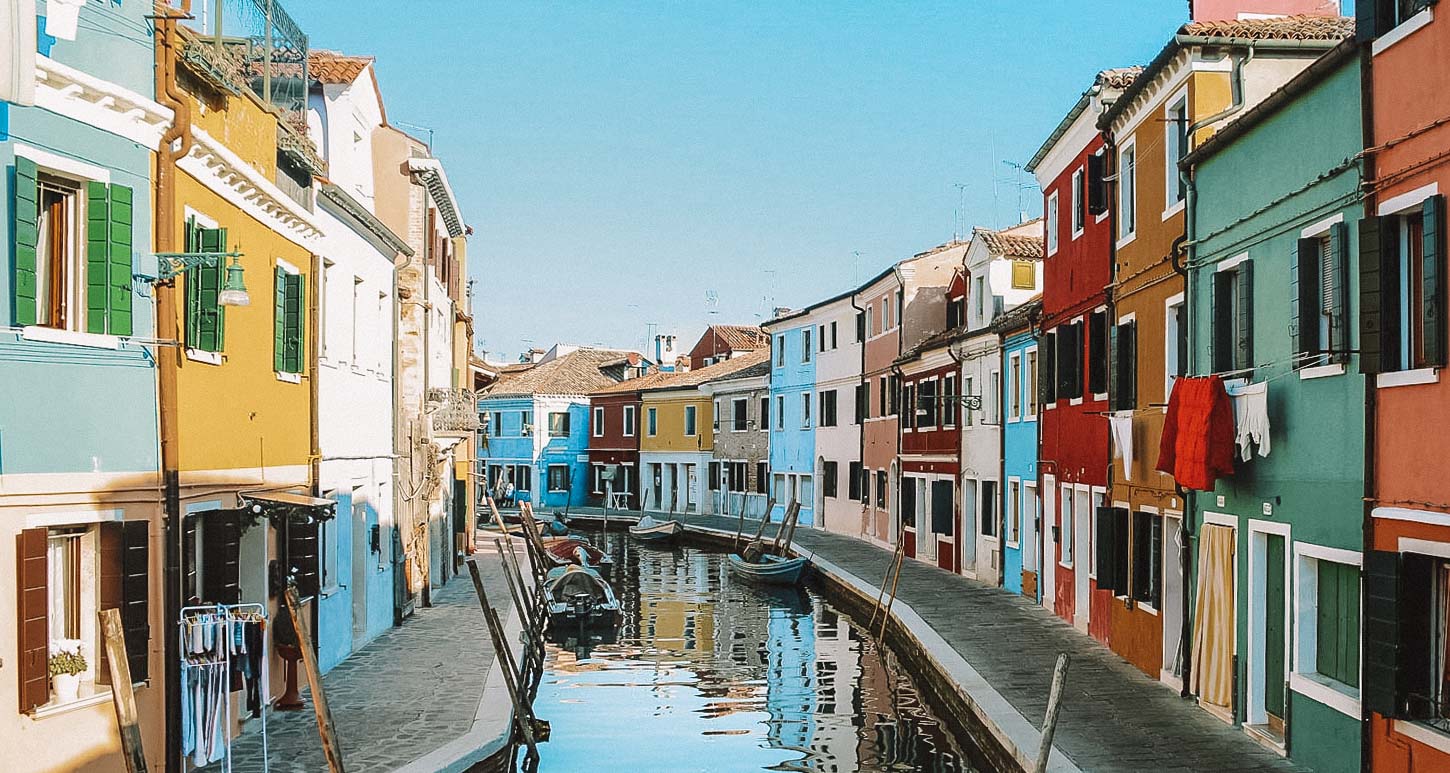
top-left (542, 538), bottom-right (614, 578)
top-left (628, 515), bottom-right (682, 543)
top-left (726, 552), bottom-right (809, 586)
top-left (543, 563), bottom-right (621, 638)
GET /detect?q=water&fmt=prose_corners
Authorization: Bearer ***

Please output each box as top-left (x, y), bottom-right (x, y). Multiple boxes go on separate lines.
top-left (531, 534), bottom-right (984, 772)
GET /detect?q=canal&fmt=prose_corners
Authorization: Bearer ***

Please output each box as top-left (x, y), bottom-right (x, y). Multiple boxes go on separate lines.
top-left (531, 533), bottom-right (985, 772)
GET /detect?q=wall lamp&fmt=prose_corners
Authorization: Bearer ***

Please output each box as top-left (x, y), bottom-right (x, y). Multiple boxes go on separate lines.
top-left (133, 251), bottom-right (251, 306)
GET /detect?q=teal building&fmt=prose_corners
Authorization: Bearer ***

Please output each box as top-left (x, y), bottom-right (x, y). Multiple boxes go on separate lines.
top-left (1180, 42), bottom-right (1364, 772)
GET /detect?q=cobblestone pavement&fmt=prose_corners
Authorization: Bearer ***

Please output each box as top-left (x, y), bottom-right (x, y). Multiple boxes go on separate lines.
top-left (229, 554), bottom-right (509, 773)
top-left (570, 507), bottom-right (1303, 773)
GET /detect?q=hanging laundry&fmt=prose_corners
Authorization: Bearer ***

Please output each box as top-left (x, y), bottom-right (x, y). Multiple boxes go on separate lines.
top-left (1226, 381), bottom-right (1270, 461)
top-left (1108, 411), bottom-right (1134, 481)
top-left (1156, 375), bottom-right (1235, 490)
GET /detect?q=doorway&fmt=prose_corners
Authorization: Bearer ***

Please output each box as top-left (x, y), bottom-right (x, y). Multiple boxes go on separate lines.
top-left (1073, 487), bottom-right (1091, 632)
top-left (651, 464), bottom-right (662, 510)
top-left (1041, 476), bottom-right (1056, 612)
top-left (931, 479), bottom-right (954, 572)
top-left (960, 479), bottom-right (977, 575)
top-left (1162, 514), bottom-right (1185, 688)
top-left (1247, 523), bottom-right (1289, 741)
top-left (686, 465), bottom-right (697, 512)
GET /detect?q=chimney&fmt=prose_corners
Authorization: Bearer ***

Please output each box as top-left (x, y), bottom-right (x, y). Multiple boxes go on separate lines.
top-left (1189, 0), bottom-right (1339, 21)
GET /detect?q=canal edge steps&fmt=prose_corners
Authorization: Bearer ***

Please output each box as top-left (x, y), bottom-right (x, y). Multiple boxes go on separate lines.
top-left (567, 510), bottom-right (1079, 773)
top-left (394, 541), bottom-right (529, 773)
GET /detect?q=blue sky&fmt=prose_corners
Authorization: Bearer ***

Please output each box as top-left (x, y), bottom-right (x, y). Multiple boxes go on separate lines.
top-left (290, 1), bottom-right (1189, 362)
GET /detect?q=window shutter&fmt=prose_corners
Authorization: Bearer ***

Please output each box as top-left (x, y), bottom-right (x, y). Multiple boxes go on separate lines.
top-left (1095, 506), bottom-right (1117, 592)
top-left (1329, 222), bottom-right (1349, 362)
top-left (16, 528), bottom-right (49, 713)
top-left (1113, 507), bottom-right (1131, 592)
top-left (86, 182), bottom-right (111, 334)
top-left (273, 267), bottom-right (287, 372)
top-left (13, 157), bottom-right (39, 326)
top-left (202, 512), bottom-right (242, 605)
top-left (196, 227), bottom-right (227, 352)
top-left (1088, 312), bottom-right (1107, 395)
top-left (98, 523), bottom-right (123, 685)
top-left (107, 185), bottom-right (134, 336)
top-left (1422, 195), bottom-right (1446, 367)
top-left (1360, 215), bottom-right (1396, 374)
top-left (1087, 152), bottom-right (1107, 215)
top-left (286, 518), bottom-right (321, 601)
top-left (1056, 325), bottom-right (1073, 397)
top-left (1071, 321), bottom-right (1085, 399)
top-left (184, 219), bottom-right (200, 348)
top-left (1355, 0), bottom-right (1394, 43)
top-left (1125, 322), bottom-right (1138, 410)
top-left (1041, 331), bottom-right (1056, 406)
top-left (120, 521), bottom-right (149, 682)
top-left (1212, 271), bottom-right (1231, 372)
top-left (1236, 261), bottom-right (1254, 372)
top-left (285, 272), bottom-right (305, 374)
top-left (1294, 237), bottom-right (1320, 359)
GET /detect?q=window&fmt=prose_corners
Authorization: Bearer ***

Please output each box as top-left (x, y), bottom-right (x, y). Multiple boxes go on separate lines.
top-left (882, 296), bottom-right (891, 330)
top-left (491, 411), bottom-right (503, 436)
top-left (1165, 296), bottom-right (1186, 395)
top-left (592, 406), bottom-right (604, 437)
top-left (1212, 260), bottom-right (1254, 374)
top-left (980, 480), bottom-right (998, 537)
top-left (729, 461), bottom-right (748, 493)
top-left (1305, 557), bottom-right (1360, 689)
top-left (548, 411), bottom-right (571, 438)
top-left (918, 379), bottom-right (938, 428)
top-left (1165, 95), bottom-right (1188, 209)
top-left (1088, 310), bottom-right (1108, 396)
top-left (714, 400), bottom-right (721, 431)
top-left (592, 464), bottom-right (608, 494)
top-left (623, 405), bottom-right (637, 437)
top-left (964, 376), bottom-right (974, 426)
top-left (647, 407), bottom-right (657, 437)
top-left (1025, 352), bottom-right (1037, 418)
top-left (974, 276), bottom-right (986, 320)
top-left (1369, 552), bottom-right (1450, 726)
top-left (684, 405), bottom-right (697, 436)
top-left (1095, 507), bottom-right (1131, 595)
top-left (709, 461), bottom-right (721, 491)
top-left (1132, 511), bottom-right (1162, 608)
top-left (802, 328), bottom-right (812, 362)
top-left (1118, 141), bottom-right (1136, 240)
top-left (776, 335), bottom-right (785, 366)
top-left (830, 320), bottom-right (838, 349)
top-left (947, 297), bottom-right (965, 329)
top-left (1071, 168), bottom-right (1085, 236)
top-left (759, 397), bottom-right (770, 431)
top-left (1087, 151), bottom-right (1108, 216)
top-left (184, 217), bottom-right (229, 352)
top-left (522, 410), bottom-right (533, 435)
top-left (878, 376), bottom-right (888, 417)
top-left (856, 311), bottom-right (866, 342)
top-left (1011, 261), bottom-right (1036, 290)
top-left (13, 160), bottom-right (135, 336)
top-left (1009, 354), bottom-right (1022, 420)
top-left (1007, 480), bottom-right (1021, 545)
top-left (1060, 485), bottom-right (1073, 563)
top-left (875, 470), bottom-right (887, 509)
top-left (547, 465), bottom-right (570, 492)
top-left (1294, 225), bottom-right (1353, 369)
top-left (944, 374), bottom-right (958, 427)
top-left (848, 461), bottom-right (862, 501)
top-left (732, 398), bottom-right (748, 431)
top-left (1046, 191), bottom-right (1059, 255)
top-left (1040, 332), bottom-right (1056, 407)
top-left (800, 391), bottom-right (812, 428)
top-left (775, 395), bottom-right (785, 430)
top-left (902, 382), bottom-right (916, 430)
top-left (1055, 320), bottom-right (1084, 401)
top-left (823, 461), bottom-right (838, 498)
top-left (818, 325), bottom-right (826, 353)
top-left (854, 383), bottom-right (867, 423)
top-left (350, 276), bottom-right (362, 364)
top-left (756, 461), bottom-right (768, 494)
top-left (1113, 319), bottom-right (1138, 411)
top-left (989, 370), bottom-right (1001, 424)
top-left (866, 306), bottom-right (874, 337)
top-left (896, 290), bottom-right (904, 327)
top-left (820, 390), bottom-right (838, 427)
top-left (901, 476), bottom-right (918, 529)
top-left (1363, 197), bottom-right (1446, 374)
top-left (272, 264), bottom-right (305, 374)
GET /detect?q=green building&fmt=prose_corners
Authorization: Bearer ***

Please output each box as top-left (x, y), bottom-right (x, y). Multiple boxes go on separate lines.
top-left (1179, 41), bottom-right (1364, 773)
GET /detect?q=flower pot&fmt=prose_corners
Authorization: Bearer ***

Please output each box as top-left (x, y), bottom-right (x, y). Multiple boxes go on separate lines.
top-left (52, 672), bottom-right (80, 703)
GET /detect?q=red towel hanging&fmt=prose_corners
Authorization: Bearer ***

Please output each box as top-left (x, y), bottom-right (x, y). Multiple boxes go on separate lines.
top-left (1156, 376), bottom-right (1235, 491)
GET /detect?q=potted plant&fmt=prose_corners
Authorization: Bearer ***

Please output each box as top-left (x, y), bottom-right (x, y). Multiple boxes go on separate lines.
top-left (48, 640), bottom-right (87, 703)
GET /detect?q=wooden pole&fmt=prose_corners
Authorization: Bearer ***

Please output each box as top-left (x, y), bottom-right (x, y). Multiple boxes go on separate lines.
top-left (869, 538), bottom-right (906, 633)
top-left (747, 498), bottom-right (776, 546)
top-left (771, 501), bottom-right (798, 554)
top-left (466, 559), bottom-right (540, 761)
top-left (282, 586), bottom-right (346, 773)
top-left (99, 609), bottom-right (148, 773)
top-left (1033, 653), bottom-right (1072, 773)
top-left (493, 538), bottom-right (542, 673)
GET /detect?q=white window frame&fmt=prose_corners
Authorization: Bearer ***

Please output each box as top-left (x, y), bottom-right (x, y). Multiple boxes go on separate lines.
top-left (1046, 190), bottom-right (1060, 257)
top-left (1164, 293), bottom-right (1185, 400)
top-left (1117, 136), bottom-right (1137, 249)
top-left (802, 328), bottom-right (812, 363)
top-left (1025, 345), bottom-right (1039, 420)
top-left (801, 390), bottom-right (812, 428)
top-left (646, 406), bottom-right (658, 437)
top-left (1060, 483), bottom-right (1075, 569)
top-left (1007, 352), bottom-right (1023, 422)
top-left (1071, 167), bottom-right (1085, 239)
top-left (775, 394), bottom-right (785, 430)
top-left (1006, 477), bottom-right (1022, 548)
top-left (988, 368), bottom-right (1001, 425)
top-left (1290, 541), bottom-right (1363, 719)
top-left (592, 406), bottom-right (604, 438)
top-left (684, 404), bottom-right (698, 437)
top-left (1069, 314), bottom-right (1085, 407)
top-left (623, 405), bottom-right (637, 437)
top-left (1163, 89), bottom-right (1189, 220)
top-left (731, 397), bottom-right (748, 432)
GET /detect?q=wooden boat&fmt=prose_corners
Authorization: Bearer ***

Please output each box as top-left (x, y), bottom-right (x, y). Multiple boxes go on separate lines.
top-left (543, 563), bottom-right (621, 636)
top-left (541, 538), bottom-right (614, 578)
top-left (628, 515), bottom-right (682, 543)
top-left (726, 553), bottom-right (809, 586)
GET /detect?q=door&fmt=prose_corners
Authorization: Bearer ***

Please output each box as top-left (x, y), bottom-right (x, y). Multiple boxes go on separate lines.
top-left (931, 480), bottom-right (954, 572)
top-left (917, 478), bottom-right (934, 563)
top-left (686, 465), bottom-right (698, 512)
top-left (900, 476), bottom-right (918, 559)
top-left (1263, 533), bottom-right (1287, 730)
top-left (349, 487), bottom-right (368, 642)
top-left (1073, 488), bottom-right (1091, 632)
top-left (1041, 478), bottom-right (1056, 611)
top-left (960, 480), bottom-right (977, 575)
top-left (652, 464), bottom-right (662, 509)
top-left (1162, 515), bottom-right (1184, 685)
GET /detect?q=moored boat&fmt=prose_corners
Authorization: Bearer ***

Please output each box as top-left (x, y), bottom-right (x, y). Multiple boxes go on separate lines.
top-left (543, 563), bottom-right (621, 636)
top-left (628, 515), bottom-right (682, 543)
top-left (726, 552), bottom-right (809, 585)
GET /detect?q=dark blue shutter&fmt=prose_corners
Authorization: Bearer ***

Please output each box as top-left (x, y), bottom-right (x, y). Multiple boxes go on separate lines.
top-left (1294, 237), bottom-right (1319, 360)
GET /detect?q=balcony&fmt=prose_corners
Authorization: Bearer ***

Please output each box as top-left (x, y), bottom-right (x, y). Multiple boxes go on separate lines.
top-left (428, 388), bottom-right (481, 435)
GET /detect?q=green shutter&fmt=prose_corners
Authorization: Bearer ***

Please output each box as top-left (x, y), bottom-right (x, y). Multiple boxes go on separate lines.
top-left (1294, 237), bottom-right (1319, 359)
top-left (273, 266), bottom-right (287, 372)
top-left (1422, 195), bottom-right (1446, 367)
top-left (1329, 221), bottom-right (1349, 363)
top-left (107, 185), bottom-right (133, 336)
top-left (196, 227), bottom-right (226, 352)
top-left (1236, 261), bottom-right (1254, 372)
top-left (284, 272), bottom-right (304, 373)
top-left (1360, 215), bottom-right (1394, 374)
top-left (184, 218), bottom-right (200, 348)
top-left (13, 157), bottom-right (39, 326)
top-left (86, 182), bottom-right (110, 333)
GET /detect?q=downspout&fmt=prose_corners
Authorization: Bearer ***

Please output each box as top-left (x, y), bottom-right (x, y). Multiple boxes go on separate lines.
top-left (1357, 42), bottom-right (1377, 773)
top-left (892, 265), bottom-right (906, 548)
top-left (309, 252), bottom-right (322, 497)
top-left (153, 4), bottom-right (194, 771)
top-left (849, 291), bottom-right (867, 537)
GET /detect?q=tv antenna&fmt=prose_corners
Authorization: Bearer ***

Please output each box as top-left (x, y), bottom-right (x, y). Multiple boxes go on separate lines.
top-left (705, 289), bottom-right (719, 316)
top-left (1000, 160), bottom-right (1040, 224)
top-left (953, 183), bottom-right (968, 241)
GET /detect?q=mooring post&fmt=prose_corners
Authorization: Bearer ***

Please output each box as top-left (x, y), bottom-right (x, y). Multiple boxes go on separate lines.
top-left (467, 558), bottom-right (541, 763)
top-left (1033, 653), bottom-right (1071, 773)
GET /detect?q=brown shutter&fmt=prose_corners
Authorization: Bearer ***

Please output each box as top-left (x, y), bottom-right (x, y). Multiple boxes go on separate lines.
top-left (98, 524), bottom-right (124, 686)
top-left (286, 519), bottom-right (321, 601)
top-left (120, 521), bottom-right (150, 682)
top-left (16, 528), bottom-right (49, 713)
top-left (202, 512), bottom-right (242, 605)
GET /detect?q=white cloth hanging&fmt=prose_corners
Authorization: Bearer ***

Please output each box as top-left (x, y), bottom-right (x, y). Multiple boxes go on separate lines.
top-left (44, 0), bottom-right (87, 41)
top-left (1108, 411), bottom-right (1134, 481)
top-left (1227, 381), bottom-right (1270, 461)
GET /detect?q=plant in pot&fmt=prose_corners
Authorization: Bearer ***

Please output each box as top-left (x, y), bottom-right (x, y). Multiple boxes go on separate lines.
top-left (48, 640), bottom-right (87, 703)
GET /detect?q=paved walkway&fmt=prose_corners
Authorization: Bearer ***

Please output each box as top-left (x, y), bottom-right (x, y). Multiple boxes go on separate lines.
top-left (569, 506), bottom-right (1302, 773)
top-left (230, 554), bottom-right (509, 773)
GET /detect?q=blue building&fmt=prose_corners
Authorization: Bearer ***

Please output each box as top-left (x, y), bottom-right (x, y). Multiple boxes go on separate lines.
top-left (997, 300), bottom-right (1041, 599)
top-left (478, 346), bottom-right (645, 510)
top-left (762, 317), bottom-right (817, 525)
top-left (2, 0), bottom-right (168, 756)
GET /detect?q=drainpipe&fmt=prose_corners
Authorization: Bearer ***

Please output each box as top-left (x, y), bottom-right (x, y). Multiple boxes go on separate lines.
top-left (849, 291), bottom-right (867, 537)
top-left (891, 265), bottom-right (906, 547)
top-left (1184, 46), bottom-right (1254, 141)
top-left (153, 5), bottom-right (193, 770)
top-left (1357, 42), bottom-right (1378, 773)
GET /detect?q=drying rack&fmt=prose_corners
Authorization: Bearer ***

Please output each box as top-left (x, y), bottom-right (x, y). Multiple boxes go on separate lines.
top-left (179, 602), bottom-right (270, 773)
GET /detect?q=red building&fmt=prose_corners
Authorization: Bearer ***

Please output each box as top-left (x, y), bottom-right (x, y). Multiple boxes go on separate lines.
top-left (896, 297), bottom-right (965, 571)
top-left (1026, 68), bottom-right (1138, 644)
top-left (688, 324), bottom-right (768, 369)
top-left (587, 372), bottom-right (672, 509)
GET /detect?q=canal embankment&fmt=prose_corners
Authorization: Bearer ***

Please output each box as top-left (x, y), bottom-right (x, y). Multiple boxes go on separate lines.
top-left (565, 507), bottom-right (1304, 773)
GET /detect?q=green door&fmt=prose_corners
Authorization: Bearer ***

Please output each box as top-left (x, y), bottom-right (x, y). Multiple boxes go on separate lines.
top-left (1264, 534), bottom-right (1286, 721)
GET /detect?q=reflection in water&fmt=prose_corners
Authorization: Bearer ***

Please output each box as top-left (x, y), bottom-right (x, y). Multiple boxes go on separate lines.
top-left (533, 535), bottom-right (982, 772)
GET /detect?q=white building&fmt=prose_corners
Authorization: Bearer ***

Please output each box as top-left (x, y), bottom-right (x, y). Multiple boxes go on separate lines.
top-left (798, 292), bottom-right (862, 536)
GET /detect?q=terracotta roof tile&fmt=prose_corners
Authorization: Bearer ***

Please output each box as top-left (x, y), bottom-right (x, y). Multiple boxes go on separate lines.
top-left (484, 348), bottom-right (636, 397)
top-left (1181, 14), bottom-right (1354, 41)
top-left (972, 227), bottom-right (1044, 260)
top-left (1099, 66), bottom-right (1144, 90)
top-left (642, 349), bottom-right (771, 392)
top-left (708, 324), bottom-right (768, 351)
top-left (308, 50), bottom-right (373, 85)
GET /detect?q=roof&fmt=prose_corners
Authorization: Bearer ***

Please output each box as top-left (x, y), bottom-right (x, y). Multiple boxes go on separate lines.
top-left (993, 296), bottom-right (1043, 335)
top-left (1026, 67), bottom-right (1143, 173)
top-left (706, 324), bottom-right (768, 351)
top-left (1098, 15), bottom-right (1352, 131)
top-left (642, 349), bottom-right (772, 392)
top-left (898, 324), bottom-right (967, 363)
top-left (483, 348), bottom-right (638, 398)
top-left (973, 225), bottom-right (1044, 260)
top-left (308, 50), bottom-right (373, 85)
top-left (1180, 38), bottom-right (1358, 169)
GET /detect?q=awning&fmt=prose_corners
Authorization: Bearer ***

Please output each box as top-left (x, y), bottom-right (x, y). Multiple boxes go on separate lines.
top-left (239, 491), bottom-right (337, 523)
top-left (243, 491), bottom-right (334, 508)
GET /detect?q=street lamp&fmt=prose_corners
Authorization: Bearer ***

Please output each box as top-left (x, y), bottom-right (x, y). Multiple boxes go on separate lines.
top-left (134, 250), bottom-right (250, 307)
top-left (218, 256), bottom-right (250, 306)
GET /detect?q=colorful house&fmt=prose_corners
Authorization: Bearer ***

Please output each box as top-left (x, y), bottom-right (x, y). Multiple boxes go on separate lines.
top-left (1028, 67), bottom-right (1138, 629)
top-left (587, 375), bottom-right (653, 511)
top-left (1181, 39), bottom-right (1364, 767)
top-left (997, 298), bottom-right (1042, 599)
top-left (896, 324), bottom-right (964, 573)
top-left (1097, 11), bottom-right (1350, 684)
top-left (763, 311), bottom-right (818, 524)
top-left (700, 354), bottom-right (773, 518)
top-left (688, 323), bottom-right (767, 369)
top-left (479, 347), bottom-right (643, 509)
top-left (2, 1), bottom-right (168, 763)
top-left (1355, 2), bottom-right (1450, 770)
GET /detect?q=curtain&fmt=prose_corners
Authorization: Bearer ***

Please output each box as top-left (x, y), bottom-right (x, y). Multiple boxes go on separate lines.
top-left (1192, 524), bottom-right (1236, 709)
